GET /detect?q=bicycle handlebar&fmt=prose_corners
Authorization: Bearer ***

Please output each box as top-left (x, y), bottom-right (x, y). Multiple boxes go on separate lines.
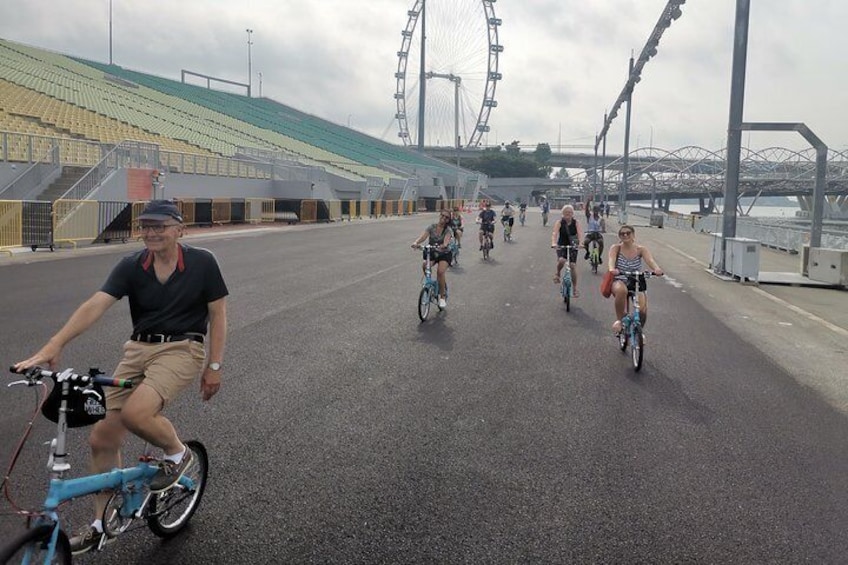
top-left (617, 270), bottom-right (661, 278)
top-left (552, 244), bottom-right (581, 250)
top-left (8, 366), bottom-right (134, 389)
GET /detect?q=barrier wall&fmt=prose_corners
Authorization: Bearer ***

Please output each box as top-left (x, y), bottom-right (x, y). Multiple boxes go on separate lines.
top-left (54, 200), bottom-right (99, 246)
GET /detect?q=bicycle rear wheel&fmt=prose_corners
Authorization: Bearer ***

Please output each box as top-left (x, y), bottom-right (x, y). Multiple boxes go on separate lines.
top-left (0, 524), bottom-right (71, 565)
top-left (418, 287), bottom-right (431, 321)
top-left (147, 440), bottom-right (208, 539)
top-left (631, 327), bottom-right (644, 371)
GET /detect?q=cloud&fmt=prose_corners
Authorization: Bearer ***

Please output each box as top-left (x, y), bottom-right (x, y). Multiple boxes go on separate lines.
top-left (1, 0), bottom-right (846, 152)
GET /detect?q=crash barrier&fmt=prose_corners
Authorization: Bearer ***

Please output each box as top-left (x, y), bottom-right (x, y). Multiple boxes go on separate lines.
top-left (53, 199), bottom-right (99, 247)
top-left (0, 197), bottom-right (421, 252)
top-left (0, 200), bottom-right (23, 253)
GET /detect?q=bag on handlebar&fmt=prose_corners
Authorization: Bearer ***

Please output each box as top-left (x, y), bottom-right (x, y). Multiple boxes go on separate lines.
top-left (41, 381), bottom-right (107, 428)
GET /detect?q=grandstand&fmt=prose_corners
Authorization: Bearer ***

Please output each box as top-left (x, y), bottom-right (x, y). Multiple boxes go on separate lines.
top-left (0, 37), bottom-right (485, 204)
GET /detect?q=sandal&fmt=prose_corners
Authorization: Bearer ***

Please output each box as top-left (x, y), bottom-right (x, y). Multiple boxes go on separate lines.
top-left (573, 289), bottom-right (580, 297)
top-left (553, 274), bottom-right (560, 284)
top-left (612, 320), bottom-right (622, 334)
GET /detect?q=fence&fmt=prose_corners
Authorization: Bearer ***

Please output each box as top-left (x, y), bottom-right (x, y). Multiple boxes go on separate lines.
top-left (628, 206), bottom-right (848, 252)
top-left (0, 197), bottom-right (420, 253)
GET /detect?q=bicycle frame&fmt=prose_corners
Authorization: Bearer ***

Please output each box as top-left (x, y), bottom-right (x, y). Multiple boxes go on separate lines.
top-left (5, 369), bottom-right (198, 560)
top-left (554, 244), bottom-right (579, 310)
top-left (617, 271), bottom-right (653, 371)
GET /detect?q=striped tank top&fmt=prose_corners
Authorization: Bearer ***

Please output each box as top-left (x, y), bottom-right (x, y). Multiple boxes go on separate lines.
top-left (615, 246), bottom-right (642, 279)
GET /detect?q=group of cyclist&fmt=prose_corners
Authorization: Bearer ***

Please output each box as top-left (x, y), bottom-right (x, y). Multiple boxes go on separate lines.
top-left (413, 198), bottom-right (663, 337)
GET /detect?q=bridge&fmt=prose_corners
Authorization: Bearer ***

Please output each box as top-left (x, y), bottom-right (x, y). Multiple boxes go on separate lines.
top-left (429, 145), bottom-right (848, 215)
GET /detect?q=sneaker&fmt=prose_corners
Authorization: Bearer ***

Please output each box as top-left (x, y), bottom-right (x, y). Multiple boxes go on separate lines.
top-left (438, 297), bottom-right (447, 309)
top-left (70, 525), bottom-right (108, 555)
top-left (479, 245), bottom-right (483, 251)
top-left (584, 252), bottom-right (590, 260)
top-left (149, 445), bottom-right (194, 493)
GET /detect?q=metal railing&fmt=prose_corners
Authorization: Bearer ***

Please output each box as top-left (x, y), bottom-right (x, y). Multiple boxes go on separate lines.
top-left (0, 143), bottom-right (60, 200)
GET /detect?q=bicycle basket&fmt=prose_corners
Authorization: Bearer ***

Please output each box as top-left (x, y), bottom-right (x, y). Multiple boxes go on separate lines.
top-left (41, 381), bottom-right (107, 428)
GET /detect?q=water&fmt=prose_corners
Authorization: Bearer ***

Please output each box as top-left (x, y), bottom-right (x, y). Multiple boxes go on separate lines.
top-left (666, 205), bottom-right (800, 218)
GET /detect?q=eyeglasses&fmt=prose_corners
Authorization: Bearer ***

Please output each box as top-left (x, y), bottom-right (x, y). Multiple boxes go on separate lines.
top-left (618, 231), bottom-right (633, 237)
top-left (138, 223), bottom-right (179, 233)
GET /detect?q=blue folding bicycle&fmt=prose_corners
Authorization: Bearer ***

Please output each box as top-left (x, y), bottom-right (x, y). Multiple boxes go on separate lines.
top-left (0, 366), bottom-right (208, 564)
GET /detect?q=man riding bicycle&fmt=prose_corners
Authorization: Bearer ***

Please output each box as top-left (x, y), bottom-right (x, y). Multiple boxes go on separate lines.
top-left (583, 207), bottom-right (605, 260)
top-left (501, 201), bottom-right (515, 231)
top-left (518, 201), bottom-right (527, 224)
top-left (13, 200), bottom-right (229, 555)
top-left (540, 197), bottom-right (550, 226)
top-left (477, 199), bottom-right (497, 249)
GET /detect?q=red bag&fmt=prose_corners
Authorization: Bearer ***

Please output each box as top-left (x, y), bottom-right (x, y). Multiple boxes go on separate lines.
top-left (600, 271), bottom-right (614, 298)
top-left (600, 245), bottom-right (620, 298)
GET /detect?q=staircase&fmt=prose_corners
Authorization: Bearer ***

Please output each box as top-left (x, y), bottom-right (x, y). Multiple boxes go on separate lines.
top-left (36, 166), bottom-right (90, 201)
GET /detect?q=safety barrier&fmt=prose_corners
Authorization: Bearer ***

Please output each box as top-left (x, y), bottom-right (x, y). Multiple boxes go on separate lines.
top-left (0, 197), bottom-right (419, 254)
top-left (0, 200), bottom-right (23, 254)
top-left (300, 199), bottom-right (318, 223)
top-left (328, 200), bottom-right (342, 222)
top-left (53, 199), bottom-right (100, 247)
top-left (212, 199), bottom-right (232, 224)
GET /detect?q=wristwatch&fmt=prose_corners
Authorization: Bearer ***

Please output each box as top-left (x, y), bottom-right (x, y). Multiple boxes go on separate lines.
top-left (208, 362), bottom-right (222, 371)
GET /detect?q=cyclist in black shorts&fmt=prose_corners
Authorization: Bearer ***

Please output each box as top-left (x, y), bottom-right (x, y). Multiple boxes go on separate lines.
top-left (550, 204), bottom-right (584, 296)
top-left (477, 200), bottom-right (497, 249)
top-left (411, 209), bottom-right (454, 309)
top-left (450, 207), bottom-right (464, 248)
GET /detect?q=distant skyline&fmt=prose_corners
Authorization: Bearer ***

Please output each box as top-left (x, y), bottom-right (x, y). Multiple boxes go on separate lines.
top-left (1, 0), bottom-right (847, 154)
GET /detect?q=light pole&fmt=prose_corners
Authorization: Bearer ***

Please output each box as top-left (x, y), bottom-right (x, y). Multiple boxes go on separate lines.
top-left (257, 71), bottom-right (263, 97)
top-left (426, 72), bottom-right (462, 198)
top-left (108, 0), bottom-right (113, 65)
top-left (246, 29), bottom-right (254, 97)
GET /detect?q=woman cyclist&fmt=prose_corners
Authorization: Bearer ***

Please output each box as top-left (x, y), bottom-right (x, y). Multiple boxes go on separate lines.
top-left (450, 207), bottom-right (464, 248)
top-left (412, 210), bottom-right (454, 309)
top-left (583, 207), bottom-right (605, 260)
top-left (551, 204), bottom-right (583, 296)
top-left (608, 224), bottom-right (663, 334)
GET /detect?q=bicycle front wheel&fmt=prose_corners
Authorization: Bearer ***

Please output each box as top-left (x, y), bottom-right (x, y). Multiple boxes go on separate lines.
top-left (147, 440), bottom-right (209, 539)
top-left (562, 279), bottom-right (571, 311)
top-left (632, 327), bottom-right (644, 371)
top-left (0, 525), bottom-right (71, 565)
top-left (418, 287), bottom-right (431, 321)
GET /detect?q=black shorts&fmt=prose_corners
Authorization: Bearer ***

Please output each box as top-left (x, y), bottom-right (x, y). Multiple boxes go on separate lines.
top-left (616, 274), bottom-right (647, 292)
top-left (502, 217), bottom-right (514, 227)
top-left (556, 247), bottom-right (578, 263)
top-left (480, 223), bottom-right (495, 234)
top-left (425, 250), bottom-right (453, 264)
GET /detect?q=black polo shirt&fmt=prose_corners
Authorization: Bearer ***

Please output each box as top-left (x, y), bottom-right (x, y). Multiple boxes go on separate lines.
top-left (101, 244), bottom-right (229, 336)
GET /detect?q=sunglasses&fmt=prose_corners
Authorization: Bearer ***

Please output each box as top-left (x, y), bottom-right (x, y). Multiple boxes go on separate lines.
top-left (618, 231), bottom-right (633, 237)
top-left (138, 223), bottom-right (180, 233)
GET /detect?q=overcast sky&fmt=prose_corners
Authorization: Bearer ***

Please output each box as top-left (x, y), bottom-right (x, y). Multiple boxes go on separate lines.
top-left (1, 0), bottom-right (846, 155)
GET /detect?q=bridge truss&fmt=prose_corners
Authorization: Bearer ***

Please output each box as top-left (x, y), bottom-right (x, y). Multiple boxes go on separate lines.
top-left (572, 146), bottom-right (848, 204)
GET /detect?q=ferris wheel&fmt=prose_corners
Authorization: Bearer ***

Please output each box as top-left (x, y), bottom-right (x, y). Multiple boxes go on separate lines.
top-left (395, 0), bottom-right (502, 149)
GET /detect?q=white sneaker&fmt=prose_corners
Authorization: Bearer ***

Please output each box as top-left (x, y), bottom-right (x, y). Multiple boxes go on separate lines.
top-left (438, 297), bottom-right (447, 309)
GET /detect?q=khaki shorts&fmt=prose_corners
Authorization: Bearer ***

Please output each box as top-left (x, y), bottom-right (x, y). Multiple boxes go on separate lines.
top-left (106, 339), bottom-right (206, 410)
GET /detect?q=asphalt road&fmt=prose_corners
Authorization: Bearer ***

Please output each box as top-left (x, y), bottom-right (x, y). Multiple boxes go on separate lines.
top-left (2, 213), bottom-right (848, 563)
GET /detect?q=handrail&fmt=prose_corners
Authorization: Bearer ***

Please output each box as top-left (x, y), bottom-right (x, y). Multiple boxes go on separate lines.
top-left (0, 143), bottom-right (59, 200)
top-left (60, 145), bottom-right (121, 201)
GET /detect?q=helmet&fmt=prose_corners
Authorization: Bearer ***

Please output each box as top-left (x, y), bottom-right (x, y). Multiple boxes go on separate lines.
top-left (505, 201), bottom-right (511, 205)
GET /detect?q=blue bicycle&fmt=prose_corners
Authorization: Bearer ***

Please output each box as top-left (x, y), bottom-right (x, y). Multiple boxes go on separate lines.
top-left (414, 244), bottom-right (448, 322)
top-left (1, 366), bottom-right (208, 564)
top-left (553, 244), bottom-right (580, 312)
top-left (616, 271), bottom-right (657, 372)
